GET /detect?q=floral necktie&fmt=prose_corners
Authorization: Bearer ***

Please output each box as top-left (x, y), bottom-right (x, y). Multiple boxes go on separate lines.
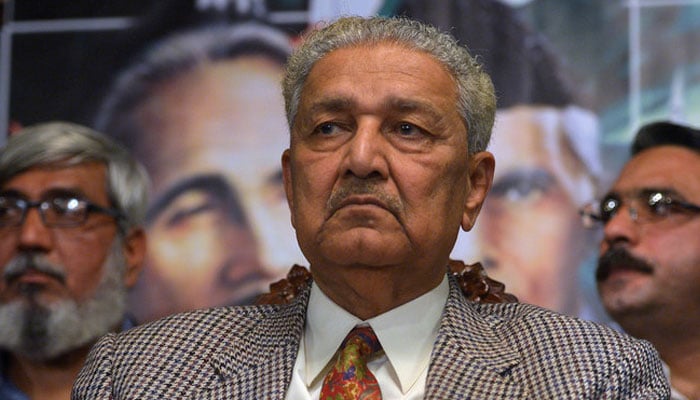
top-left (320, 326), bottom-right (383, 400)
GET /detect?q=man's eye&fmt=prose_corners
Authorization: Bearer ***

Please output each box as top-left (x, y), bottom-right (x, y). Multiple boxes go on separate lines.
top-left (0, 205), bottom-right (12, 217)
top-left (317, 122), bottom-right (340, 135)
top-left (648, 194), bottom-right (673, 216)
top-left (51, 197), bottom-right (83, 214)
top-left (0, 197), bottom-right (16, 212)
top-left (601, 197), bottom-right (619, 216)
top-left (650, 202), bottom-right (670, 216)
top-left (397, 123), bottom-right (420, 136)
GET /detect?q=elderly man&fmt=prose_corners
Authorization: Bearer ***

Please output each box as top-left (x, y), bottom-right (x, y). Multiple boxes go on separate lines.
top-left (587, 121), bottom-right (700, 399)
top-left (0, 122), bottom-right (147, 399)
top-left (73, 16), bottom-right (669, 399)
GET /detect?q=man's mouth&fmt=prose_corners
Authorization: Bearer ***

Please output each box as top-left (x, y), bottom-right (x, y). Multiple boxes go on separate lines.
top-left (6, 268), bottom-right (65, 287)
top-left (4, 254), bottom-right (67, 287)
top-left (596, 247), bottom-right (653, 282)
top-left (334, 195), bottom-right (389, 212)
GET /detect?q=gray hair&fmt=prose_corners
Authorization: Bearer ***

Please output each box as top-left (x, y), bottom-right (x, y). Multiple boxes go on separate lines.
top-left (94, 22), bottom-right (292, 157)
top-left (282, 16), bottom-right (496, 154)
top-left (0, 121), bottom-right (149, 233)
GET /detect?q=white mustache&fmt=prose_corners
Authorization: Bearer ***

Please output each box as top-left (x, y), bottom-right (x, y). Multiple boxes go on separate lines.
top-left (3, 253), bottom-right (66, 285)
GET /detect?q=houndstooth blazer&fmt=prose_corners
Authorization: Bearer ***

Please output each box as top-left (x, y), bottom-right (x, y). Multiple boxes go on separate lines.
top-left (72, 275), bottom-right (670, 399)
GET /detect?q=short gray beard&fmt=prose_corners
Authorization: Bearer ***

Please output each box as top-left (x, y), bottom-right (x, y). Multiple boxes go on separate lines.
top-left (0, 239), bottom-right (127, 361)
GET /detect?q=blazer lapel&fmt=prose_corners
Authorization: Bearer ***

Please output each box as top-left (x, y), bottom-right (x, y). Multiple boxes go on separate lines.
top-left (426, 276), bottom-right (527, 399)
top-left (192, 285), bottom-right (311, 400)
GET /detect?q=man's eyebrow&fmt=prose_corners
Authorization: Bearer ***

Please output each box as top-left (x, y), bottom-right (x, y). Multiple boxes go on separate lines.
top-left (307, 96), bottom-right (445, 122)
top-left (307, 97), bottom-right (354, 115)
top-left (0, 189), bottom-right (25, 198)
top-left (385, 97), bottom-right (444, 122)
top-left (0, 187), bottom-right (88, 200)
top-left (145, 174), bottom-right (246, 225)
top-left (638, 187), bottom-right (686, 199)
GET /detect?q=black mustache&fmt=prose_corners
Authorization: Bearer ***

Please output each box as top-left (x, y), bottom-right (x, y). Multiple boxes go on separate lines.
top-left (596, 247), bottom-right (653, 282)
top-left (3, 253), bottom-right (66, 285)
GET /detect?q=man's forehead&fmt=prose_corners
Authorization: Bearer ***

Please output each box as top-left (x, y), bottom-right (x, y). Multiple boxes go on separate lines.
top-left (625, 145), bottom-right (700, 172)
top-left (303, 43), bottom-right (454, 88)
top-left (1, 163), bottom-right (108, 196)
top-left (298, 50), bottom-right (458, 119)
top-left (616, 146), bottom-right (700, 191)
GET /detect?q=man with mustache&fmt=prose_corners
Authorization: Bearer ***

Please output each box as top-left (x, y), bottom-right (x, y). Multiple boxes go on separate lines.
top-left (589, 121), bottom-right (700, 399)
top-left (0, 122), bottom-right (148, 400)
top-left (74, 16), bottom-right (668, 399)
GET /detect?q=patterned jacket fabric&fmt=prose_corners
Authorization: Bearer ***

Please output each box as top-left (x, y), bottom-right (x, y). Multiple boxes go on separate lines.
top-left (72, 275), bottom-right (670, 399)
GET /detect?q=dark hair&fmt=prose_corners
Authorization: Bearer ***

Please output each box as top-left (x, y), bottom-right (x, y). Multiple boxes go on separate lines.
top-left (631, 121), bottom-right (700, 155)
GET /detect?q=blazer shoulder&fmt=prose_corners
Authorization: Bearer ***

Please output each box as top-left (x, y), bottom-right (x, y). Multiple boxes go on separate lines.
top-left (111, 304), bottom-right (283, 359)
top-left (469, 302), bottom-right (669, 396)
top-left (127, 305), bottom-right (278, 337)
top-left (475, 301), bottom-right (646, 350)
top-left (74, 304), bottom-right (286, 399)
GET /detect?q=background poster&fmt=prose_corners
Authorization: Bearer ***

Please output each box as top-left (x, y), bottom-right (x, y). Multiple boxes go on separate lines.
top-left (2, 0), bottom-right (699, 324)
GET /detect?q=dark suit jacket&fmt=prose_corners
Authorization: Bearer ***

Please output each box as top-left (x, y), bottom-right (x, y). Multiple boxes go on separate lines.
top-left (72, 276), bottom-right (669, 399)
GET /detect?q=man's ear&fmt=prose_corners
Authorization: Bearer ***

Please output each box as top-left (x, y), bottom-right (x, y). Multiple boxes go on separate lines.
top-left (281, 149), bottom-right (296, 228)
top-left (122, 227), bottom-right (146, 288)
top-left (461, 151), bottom-right (495, 232)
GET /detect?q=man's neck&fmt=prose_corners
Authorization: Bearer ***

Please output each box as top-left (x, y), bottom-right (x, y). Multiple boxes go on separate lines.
top-left (658, 339), bottom-right (700, 400)
top-left (629, 315), bottom-right (700, 400)
top-left (311, 262), bottom-right (445, 320)
top-left (7, 345), bottom-right (91, 400)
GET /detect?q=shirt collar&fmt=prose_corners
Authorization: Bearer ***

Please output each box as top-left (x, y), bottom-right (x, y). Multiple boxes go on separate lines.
top-left (304, 275), bottom-right (449, 393)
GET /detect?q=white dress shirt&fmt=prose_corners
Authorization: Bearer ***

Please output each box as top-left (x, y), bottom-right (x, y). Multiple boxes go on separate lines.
top-left (285, 275), bottom-right (449, 399)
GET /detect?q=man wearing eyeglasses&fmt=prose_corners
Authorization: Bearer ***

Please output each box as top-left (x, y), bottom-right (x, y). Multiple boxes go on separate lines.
top-left (582, 121), bottom-right (700, 400)
top-left (0, 122), bottom-right (148, 400)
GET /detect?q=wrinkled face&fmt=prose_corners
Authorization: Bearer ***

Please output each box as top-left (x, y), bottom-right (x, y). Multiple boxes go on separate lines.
top-left (0, 164), bottom-right (125, 306)
top-left (473, 106), bottom-right (593, 314)
top-left (597, 146), bottom-right (700, 330)
top-left (129, 57), bottom-right (299, 322)
top-left (283, 43), bottom-right (493, 288)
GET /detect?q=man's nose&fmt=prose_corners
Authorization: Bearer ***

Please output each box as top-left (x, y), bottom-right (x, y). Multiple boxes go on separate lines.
top-left (341, 121), bottom-right (388, 180)
top-left (17, 208), bottom-right (54, 252)
top-left (602, 204), bottom-right (639, 250)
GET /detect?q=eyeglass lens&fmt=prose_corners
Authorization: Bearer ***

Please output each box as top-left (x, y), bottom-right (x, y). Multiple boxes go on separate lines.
top-left (0, 196), bottom-right (90, 227)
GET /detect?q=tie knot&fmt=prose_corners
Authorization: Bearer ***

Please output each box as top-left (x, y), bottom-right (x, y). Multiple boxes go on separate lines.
top-left (321, 326), bottom-right (384, 399)
top-left (341, 326), bottom-right (382, 360)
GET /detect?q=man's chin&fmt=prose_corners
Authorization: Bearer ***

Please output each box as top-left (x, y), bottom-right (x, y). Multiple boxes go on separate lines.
top-left (598, 268), bottom-right (651, 295)
top-left (599, 279), bottom-right (654, 316)
top-left (0, 288), bottom-right (127, 361)
top-left (319, 247), bottom-right (407, 269)
top-left (0, 292), bottom-right (55, 319)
